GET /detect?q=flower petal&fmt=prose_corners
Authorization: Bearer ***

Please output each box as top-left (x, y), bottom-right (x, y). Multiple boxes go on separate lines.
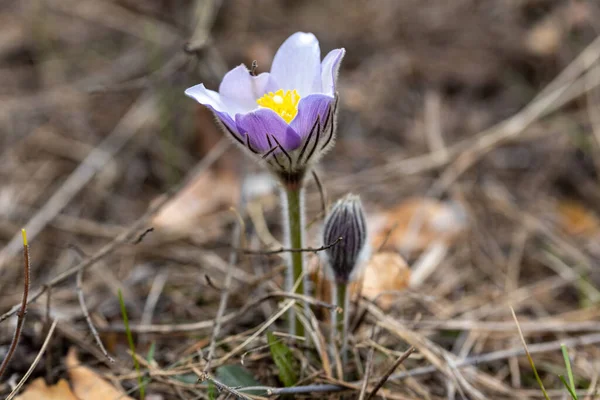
top-left (270, 32), bottom-right (321, 97)
top-left (290, 94), bottom-right (334, 140)
top-left (185, 84), bottom-right (241, 135)
top-left (321, 48), bottom-right (345, 96)
top-left (235, 109), bottom-right (301, 153)
top-left (219, 65), bottom-right (278, 112)
top-left (185, 83), bottom-right (231, 113)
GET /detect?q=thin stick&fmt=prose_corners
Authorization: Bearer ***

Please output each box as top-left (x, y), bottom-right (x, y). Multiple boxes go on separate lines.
top-left (247, 333), bottom-right (600, 395)
top-left (203, 215), bottom-right (241, 371)
top-left (0, 93), bottom-right (157, 271)
top-left (5, 320), bottom-right (58, 400)
top-left (132, 227), bottom-right (154, 244)
top-left (76, 268), bottom-right (114, 362)
top-left (218, 300), bottom-right (295, 365)
top-left (239, 236), bottom-right (342, 255)
top-left (0, 138), bottom-right (230, 325)
top-left (358, 327), bottom-right (377, 400)
top-left (366, 346), bottom-right (415, 400)
top-left (44, 287), bottom-right (52, 382)
top-left (105, 290), bottom-right (338, 334)
top-left (193, 367), bottom-right (253, 400)
top-left (377, 222), bottom-right (399, 252)
top-left (0, 229), bottom-right (31, 379)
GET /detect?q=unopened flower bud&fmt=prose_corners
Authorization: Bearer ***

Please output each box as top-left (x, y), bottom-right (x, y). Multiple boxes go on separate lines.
top-left (322, 194), bottom-right (368, 283)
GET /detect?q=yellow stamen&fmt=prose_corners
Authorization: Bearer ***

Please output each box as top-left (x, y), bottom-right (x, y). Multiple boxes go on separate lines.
top-left (256, 89), bottom-right (300, 123)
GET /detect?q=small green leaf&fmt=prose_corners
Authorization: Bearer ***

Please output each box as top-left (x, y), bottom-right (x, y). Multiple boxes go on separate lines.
top-left (215, 365), bottom-right (265, 395)
top-left (267, 332), bottom-right (298, 387)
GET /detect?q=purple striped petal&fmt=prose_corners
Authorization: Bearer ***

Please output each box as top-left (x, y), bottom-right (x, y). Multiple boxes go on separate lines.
top-left (235, 109), bottom-right (301, 153)
top-left (270, 32), bottom-right (321, 97)
top-left (290, 94), bottom-right (334, 140)
top-left (219, 65), bottom-right (278, 112)
top-left (321, 48), bottom-right (345, 96)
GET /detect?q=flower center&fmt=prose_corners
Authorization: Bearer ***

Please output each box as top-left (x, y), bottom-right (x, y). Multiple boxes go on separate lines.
top-left (256, 89), bottom-right (300, 123)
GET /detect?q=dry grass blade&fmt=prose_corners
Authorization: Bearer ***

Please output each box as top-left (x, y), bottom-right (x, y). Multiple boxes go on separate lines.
top-left (358, 328), bottom-right (376, 400)
top-left (366, 346), bottom-right (415, 400)
top-left (203, 210), bottom-right (242, 371)
top-left (217, 300), bottom-right (295, 365)
top-left (0, 94), bottom-right (158, 271)
top-left (6, 320), bottom-right (58, 400)
top-left (0, 138), bottom-right (230, 325)
top-left (511, 307), bottom-right (551, 400)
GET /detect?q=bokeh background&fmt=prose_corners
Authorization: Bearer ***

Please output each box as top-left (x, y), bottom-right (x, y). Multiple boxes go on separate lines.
top-left (2, 0), bottom-right (600, 399)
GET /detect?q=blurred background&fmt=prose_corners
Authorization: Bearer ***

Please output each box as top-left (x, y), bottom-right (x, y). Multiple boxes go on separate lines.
top-left (2, 0), bottom-right (600, 399)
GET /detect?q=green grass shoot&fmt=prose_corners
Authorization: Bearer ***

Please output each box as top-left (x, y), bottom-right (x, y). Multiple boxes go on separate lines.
top-left (561, 344), bottom-right (578, 400)
top-left (119, 289), bottom-right (146, 400)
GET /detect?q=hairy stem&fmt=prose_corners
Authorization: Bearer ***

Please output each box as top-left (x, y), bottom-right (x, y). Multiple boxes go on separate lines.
top-left (335, 281), bottom-right (349, 371)
top-left (284, 186), bottom-right (305, 337)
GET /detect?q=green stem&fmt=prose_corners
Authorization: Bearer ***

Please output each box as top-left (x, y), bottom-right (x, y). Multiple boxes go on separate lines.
top-left (335, 282), bottom-right (349, 370)
top-left (285, 186), bottom-right (305, 338)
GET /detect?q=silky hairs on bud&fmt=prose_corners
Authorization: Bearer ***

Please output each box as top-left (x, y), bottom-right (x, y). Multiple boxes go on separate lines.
top-left (322, 194), bottom-right (369, 283)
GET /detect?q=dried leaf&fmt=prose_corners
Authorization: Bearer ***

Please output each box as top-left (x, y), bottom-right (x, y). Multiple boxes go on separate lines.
top-left (372, 197), bottom-right (467, 254)
top-left (525, 16), bottom-right (563, 56)
top-left (66, 348), bottom-right (134, 400)
top-left (353, 252), bottom-right (411, 310)
top-left (556, 200), bottom-right (600, 237)
top-left (311, 252), bottom-right (411, 311)
top-left (14, 378), bottom-right (78, 400)
top-left (152, 170), bottom-right (239, 233)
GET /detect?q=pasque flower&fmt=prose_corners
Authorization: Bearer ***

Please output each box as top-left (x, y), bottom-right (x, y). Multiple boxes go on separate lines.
top-left (323, 194), bottom-right (369, 284)
top-left (185, 32), bottom-right (345, 182)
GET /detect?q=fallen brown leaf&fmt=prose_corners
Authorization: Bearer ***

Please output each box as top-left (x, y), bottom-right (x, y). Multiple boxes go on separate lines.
top-left (14, 378), bottom-right (78, 400)
top-left (311, 252), bottom-right (411, 311)
top-left (372, 197), bottom-right (468, 254)
top-left (353, 252), bottom-right (411, 310)
top-left (556, 200), bottom-right (600, 237)
top-left (152, 169), bottom-right (239, 233)
top-left (66, 348), bottom-right (134, 400)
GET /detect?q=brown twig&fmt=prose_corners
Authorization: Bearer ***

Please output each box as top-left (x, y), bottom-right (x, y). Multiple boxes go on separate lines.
top-left (75, 268), bottom-right (114, 362)
top-left (248, 333), bottom-right (600, 396)
top-left (366, 346), bottom-right (415, 400)
top-left (132, 227), bottom-right (154, 245)
top-left (193, 367), bottom-right (253, 400)
top-left (0, 230), bottom-right (31, 379)
top-left (5, 320), bottom-right (58, 400)
top-left (358, 327), bottom-right (377, 400)
top-left (0, 93), bottom-right (158, 272)
top-left (0, 138), bottom-right (230, 325)
top-left (376, 222), bottom-right (399, 252)
top-left (105, 290), bottom-right (338, 334)
top-left (239, 236), bottom-right (343, 255)
top-left (203, 210), bottom-right (242, 372)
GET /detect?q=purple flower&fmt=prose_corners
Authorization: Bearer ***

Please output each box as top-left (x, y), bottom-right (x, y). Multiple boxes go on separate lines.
top-left (185, 32), bottom-right (345, 180)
